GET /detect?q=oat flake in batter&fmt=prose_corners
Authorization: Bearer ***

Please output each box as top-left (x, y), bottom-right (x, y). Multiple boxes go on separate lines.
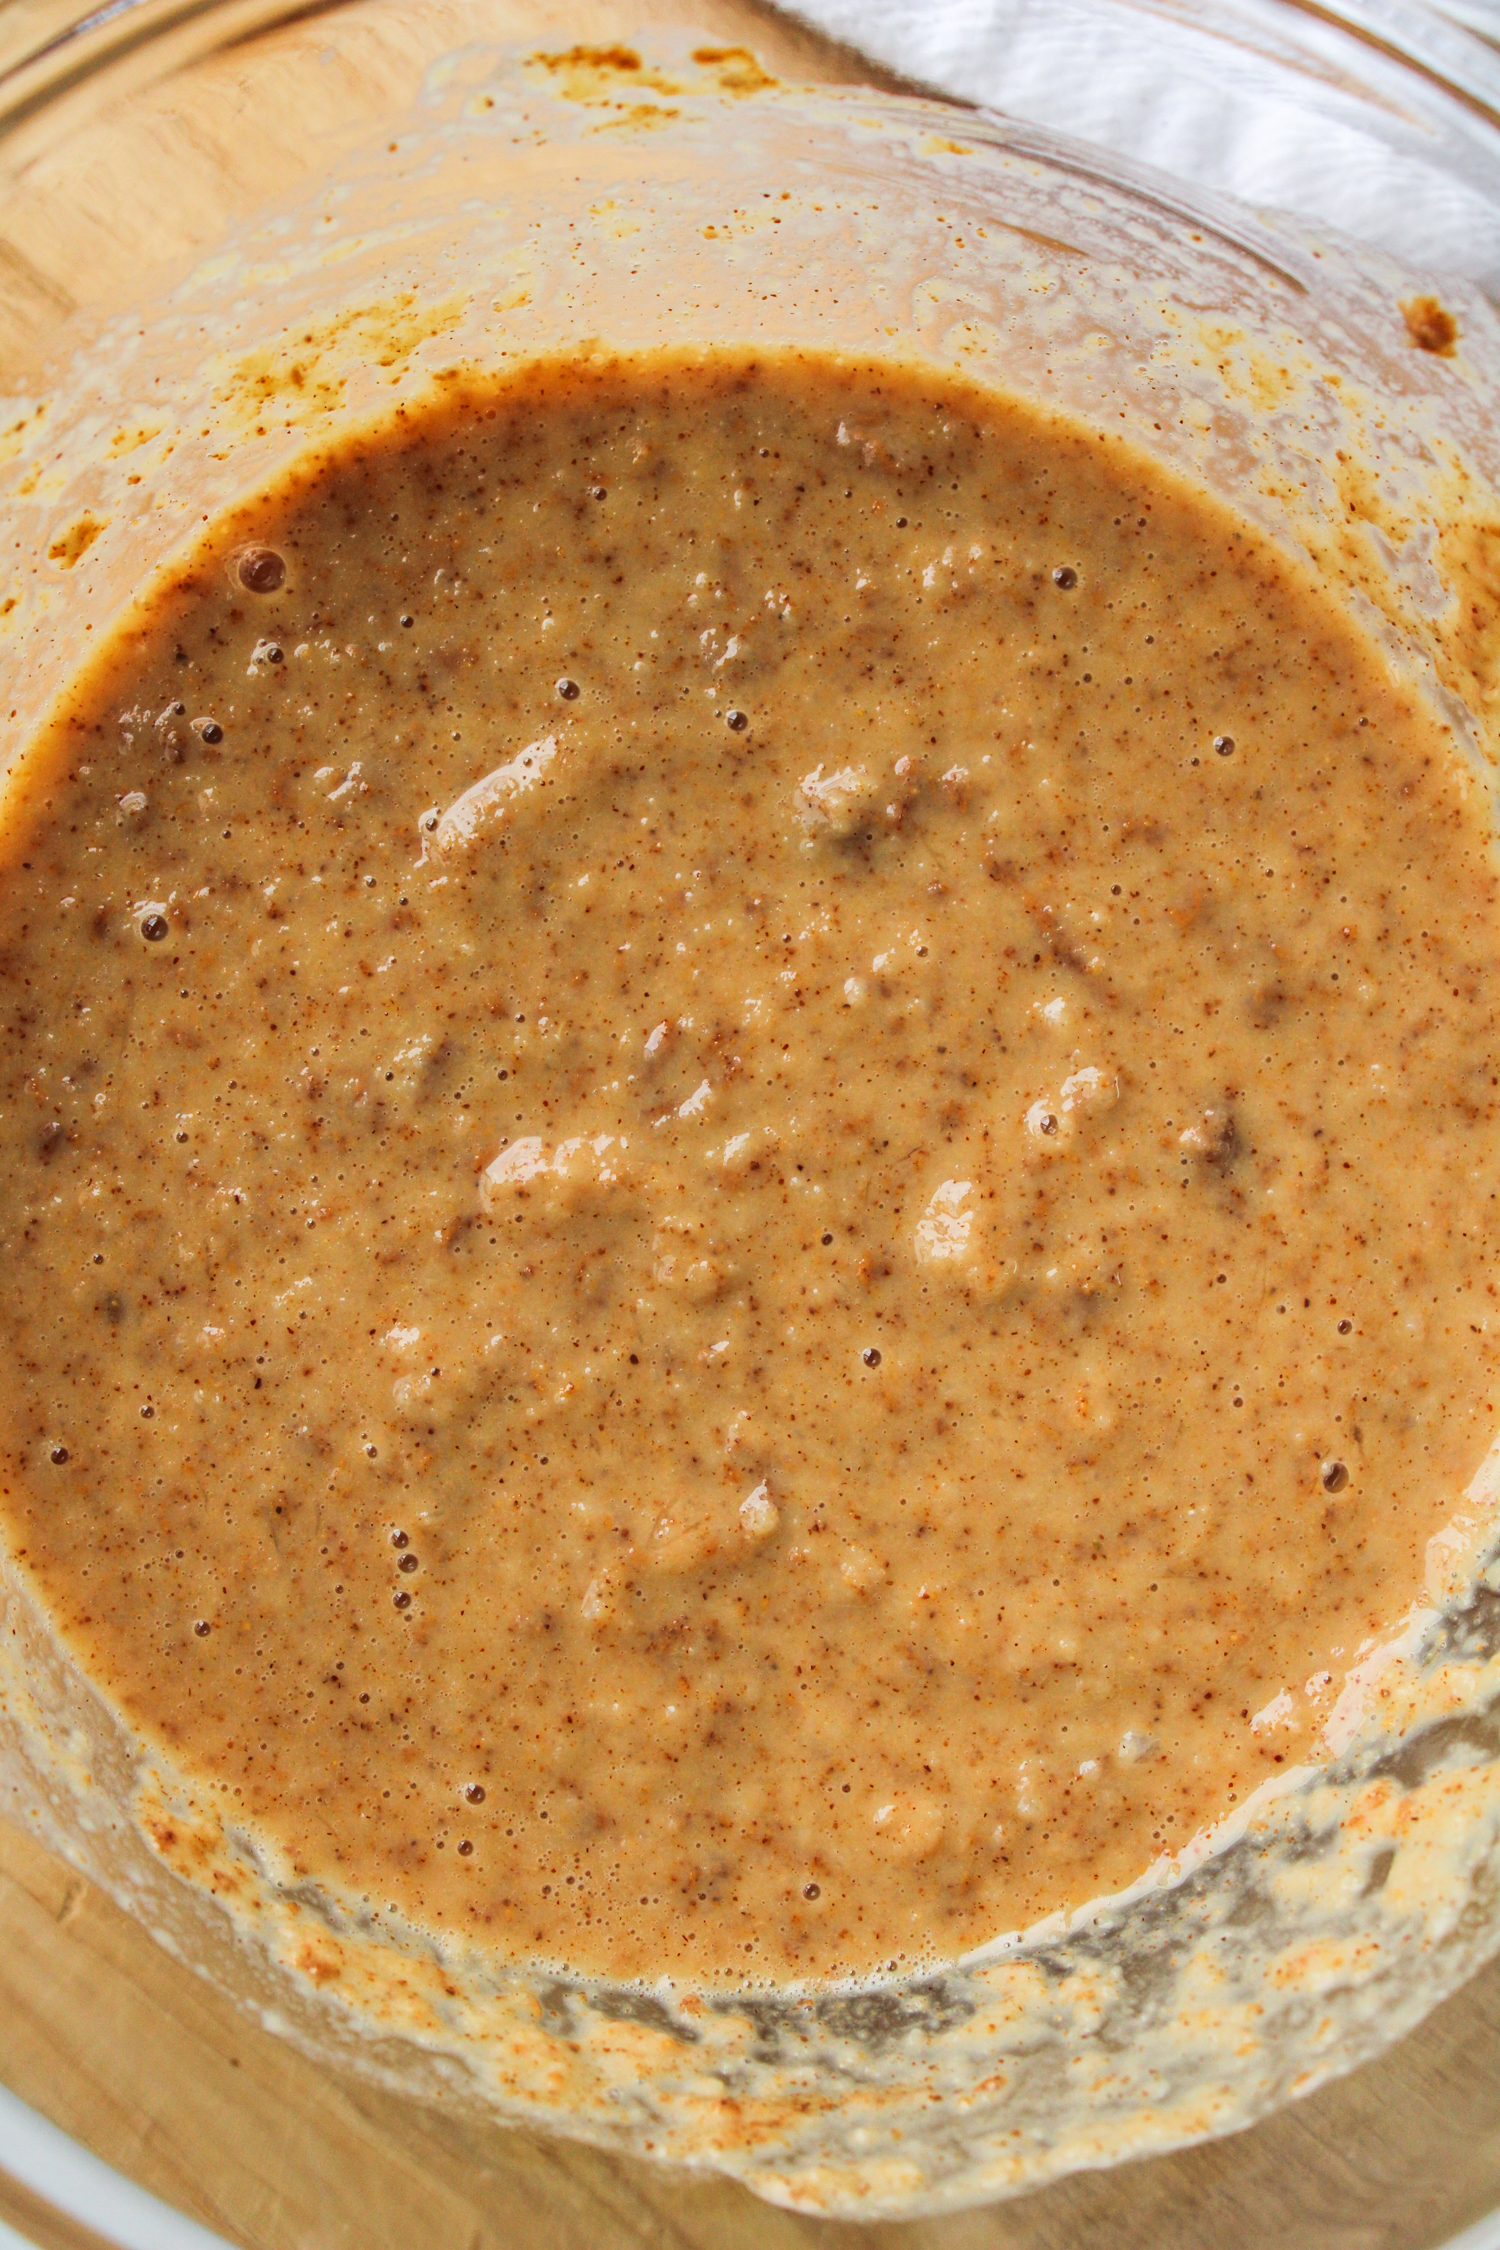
top-left (2, 350), bottom-right (1499, 1984)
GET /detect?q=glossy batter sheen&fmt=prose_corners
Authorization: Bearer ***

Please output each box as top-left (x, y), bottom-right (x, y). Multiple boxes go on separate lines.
top-left (2, 352), bottom-right (1499, 1985)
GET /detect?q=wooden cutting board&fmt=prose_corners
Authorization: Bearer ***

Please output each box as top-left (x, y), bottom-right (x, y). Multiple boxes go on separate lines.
top-left (5, 1811), bottom-right (1500, 2250)
top-left (2, 1), bottom-right (1500, 2243)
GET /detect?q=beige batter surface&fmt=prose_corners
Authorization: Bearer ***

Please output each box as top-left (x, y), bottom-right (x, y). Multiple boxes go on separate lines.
top-left (0, 350), bottom-right (1497, 1984)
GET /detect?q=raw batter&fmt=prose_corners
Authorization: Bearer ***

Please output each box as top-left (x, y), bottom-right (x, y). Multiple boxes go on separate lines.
top-left (1, 350), bottom-right (1498, 1983)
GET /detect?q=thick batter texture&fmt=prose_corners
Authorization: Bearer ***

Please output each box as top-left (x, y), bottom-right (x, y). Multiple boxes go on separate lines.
top-left (1, 352), bottom-right (1498, 1983)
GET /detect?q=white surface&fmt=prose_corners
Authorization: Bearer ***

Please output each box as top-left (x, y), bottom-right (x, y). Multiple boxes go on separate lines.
top-left (0, 2081), bottom-right (234, 2249)
top-left (785, 0), bottom-right (1500, 289)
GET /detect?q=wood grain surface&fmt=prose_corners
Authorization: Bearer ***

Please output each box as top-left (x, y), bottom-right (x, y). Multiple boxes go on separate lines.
top-left (5, 1812), bottom-right (1500, 2250)
top-left (2, 0), bottom-right (1500, 2242)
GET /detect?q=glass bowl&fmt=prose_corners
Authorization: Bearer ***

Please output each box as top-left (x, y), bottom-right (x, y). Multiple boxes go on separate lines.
top-left (3, 2), bottom-right (1500, 2224)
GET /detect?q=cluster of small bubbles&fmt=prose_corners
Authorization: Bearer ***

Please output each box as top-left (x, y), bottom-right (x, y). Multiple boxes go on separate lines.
top-left (556, 677), bottom-right (580, 702)
top-left (50, 1445), bottom-right (69, 1465)
top-left (1321, 1459), bottom-right (1349, 1493)
top-left (140, 914), bottom-right (169, 942)
top-left (1214, 735), bottom-right (1236, 758)
top-left (465, 1782), bottom-right (486, 1804)
top-left (1053, 565), bottom-right (1079, 589)
top-left (193, 1620), bottom-right (211, 1638)
top-left (194, 718), bottom-right (224, 744)
top-left (725, 709), bottom-right (749, 733)
top-left (862, 1347), bottom-right (882, 1368)
top-left (237, 547), bottom-right (286, 594)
